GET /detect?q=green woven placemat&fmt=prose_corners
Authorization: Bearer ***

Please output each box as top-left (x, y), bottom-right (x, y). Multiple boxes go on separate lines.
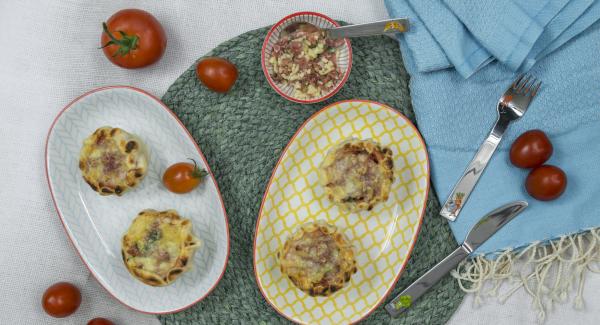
top-left (158, 26), bottom-right (464, 324)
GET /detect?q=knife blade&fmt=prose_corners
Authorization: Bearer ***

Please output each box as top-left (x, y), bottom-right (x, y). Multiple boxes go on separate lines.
top-left (385, 201), bottom-right (528, 317)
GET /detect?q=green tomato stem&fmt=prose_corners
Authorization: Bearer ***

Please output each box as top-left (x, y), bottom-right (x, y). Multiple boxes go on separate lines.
top-left (188, 158), bottom-right (208, 179)
top-left (100, 22), bottom-right (139, 57)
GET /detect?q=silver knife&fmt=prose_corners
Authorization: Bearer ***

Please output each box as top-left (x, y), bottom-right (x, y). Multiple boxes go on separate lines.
top-left (385, 201), bottom-right (528, 317)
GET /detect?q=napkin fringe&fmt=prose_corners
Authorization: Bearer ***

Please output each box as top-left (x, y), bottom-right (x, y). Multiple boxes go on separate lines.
top-left (451, 228), bottom-right (600, 322)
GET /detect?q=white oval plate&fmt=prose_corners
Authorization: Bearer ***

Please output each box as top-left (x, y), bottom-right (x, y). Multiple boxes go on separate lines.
top-left (254, 100), bottom-right (430, 324)
top-left (45, 86), bottom-right (230, 314)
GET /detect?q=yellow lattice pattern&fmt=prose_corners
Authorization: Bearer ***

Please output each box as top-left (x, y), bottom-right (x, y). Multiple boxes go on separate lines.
top-left (254, 101), bottom-right (429, 324)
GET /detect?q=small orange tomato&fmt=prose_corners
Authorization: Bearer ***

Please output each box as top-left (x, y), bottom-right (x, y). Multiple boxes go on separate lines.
top-left (42, 282), bottom-right (81, 318)
top-left (196, 57), bottom-right (238, 93)
top-left (163, 159), bottom-right (208, 194)
top-left (88, 318), bottom-right (115, 325)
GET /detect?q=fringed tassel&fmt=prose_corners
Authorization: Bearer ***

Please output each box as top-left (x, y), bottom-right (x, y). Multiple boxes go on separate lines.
top-left (450, 228), bottom-right (600, 322)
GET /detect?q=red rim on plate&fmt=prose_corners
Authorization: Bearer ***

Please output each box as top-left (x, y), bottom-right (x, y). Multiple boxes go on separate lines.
top-left (261, 12), bottom-right (353, 104)
top-left (44, 86), bottom-right (231, 314)
top-left (253, 99), bottom-right (430, 324)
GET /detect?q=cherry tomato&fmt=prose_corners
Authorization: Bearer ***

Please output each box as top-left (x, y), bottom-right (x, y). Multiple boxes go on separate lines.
top-left (163, 159), bottom-right (208, 194)
top-left (510, 129), bottom-right (553, 168)
top-left (42, 282), bottom-right (81, 318)
top-left (525, 165), bottom-right (567, 201)
top-left (88, 318), bottom-right (115, 325)
top-left (101, 9), bottom-right (167, 69)
top-left (196, 57), bottom-right (238, 93)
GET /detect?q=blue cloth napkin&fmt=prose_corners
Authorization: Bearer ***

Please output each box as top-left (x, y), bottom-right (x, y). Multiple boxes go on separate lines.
top-left (387, 0), bottom-right (597, 78)
top-left (384, 0), bottom-right (600, 254)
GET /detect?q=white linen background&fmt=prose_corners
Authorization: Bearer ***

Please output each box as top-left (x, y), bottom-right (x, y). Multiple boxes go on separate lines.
top-left (0, 1), bottom-right (598, 324)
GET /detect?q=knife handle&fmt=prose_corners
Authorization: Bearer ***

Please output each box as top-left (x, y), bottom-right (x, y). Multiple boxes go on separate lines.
top-left (328, 18), bottom-right (409, 39)
top-left (385, 245), bottom-right (470, 317)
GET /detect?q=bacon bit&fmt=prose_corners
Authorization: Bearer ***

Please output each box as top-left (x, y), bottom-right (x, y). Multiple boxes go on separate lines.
top-left (157, 251), bottom-right (170, 262)
top-left (102, 152), bottom-right (121, 173)
top-left (127, 244), bottom-right (141, 256)
top-left (326, 38), bottom-right (345, 48)
top-left (290, 41), bottom-right (303, 54)
top-left (307, 32), bottom-right (320, 45)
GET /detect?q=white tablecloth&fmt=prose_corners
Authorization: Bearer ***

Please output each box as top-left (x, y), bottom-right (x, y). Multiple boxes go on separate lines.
top-left (1, 1), bottom-right (598, 324)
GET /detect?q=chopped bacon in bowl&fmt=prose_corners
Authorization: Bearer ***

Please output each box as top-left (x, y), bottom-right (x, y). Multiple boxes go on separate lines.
top-left (268, 26), bottom-right (345, 101)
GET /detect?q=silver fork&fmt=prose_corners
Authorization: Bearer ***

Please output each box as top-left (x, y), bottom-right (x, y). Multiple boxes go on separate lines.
top-left (440, 74), bottom-right (541, 221)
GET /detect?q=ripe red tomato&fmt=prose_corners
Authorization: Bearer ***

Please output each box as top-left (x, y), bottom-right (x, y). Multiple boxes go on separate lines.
top-left (196, 57), bottom-right (238, 93)
top-left (88, 318), bottom-right (115, 325)
top-left (510, 130), bottom-right (553, 168)
top-left (42, 282), bottom-right (81, 318)
top-left (101, 9), bottom-right (167, 69)
top-left (525, 165), bottom-right (567, 201)
top-left (163, 159), bottom-right (208, 194)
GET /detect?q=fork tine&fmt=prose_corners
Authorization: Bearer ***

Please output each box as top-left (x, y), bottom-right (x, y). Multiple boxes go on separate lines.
top-left (523, 78), bottom-right (533, 95)
top-left (528, 77), bottom-right (539, 94)
top-left (511, 74), bottom-right (525, 90)
top-left (516, 75), bottom-right (532, 93)
top-left (530, 80), bottom-right (542, 97)
top-left (521, 77), bottom-right (534, 95)
top-left (525, 77), bottom-right (539, 95)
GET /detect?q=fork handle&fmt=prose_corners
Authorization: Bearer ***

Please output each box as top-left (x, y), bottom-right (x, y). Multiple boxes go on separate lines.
top-left (327, 18), bottom-right (409, 39)
top-left (440, 116), bottom-right (510, 221)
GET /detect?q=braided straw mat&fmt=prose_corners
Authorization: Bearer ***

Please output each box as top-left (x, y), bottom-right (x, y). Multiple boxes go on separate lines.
top-left (158, 26), bottom-right (464, 325)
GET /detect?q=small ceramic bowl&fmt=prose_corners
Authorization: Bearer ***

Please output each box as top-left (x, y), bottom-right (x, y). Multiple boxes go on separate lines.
top-left (261, 12), bottom-right (352, 104)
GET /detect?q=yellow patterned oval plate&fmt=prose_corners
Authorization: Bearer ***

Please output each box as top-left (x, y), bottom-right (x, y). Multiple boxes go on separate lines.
top-left (253, 100), bottom-right (430, 324)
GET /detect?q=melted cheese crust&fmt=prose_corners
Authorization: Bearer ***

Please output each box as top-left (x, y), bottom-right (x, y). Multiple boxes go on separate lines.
top-left (278, 221), bottom-right (356, 296)
top-left (79, 126), bottom-right (149, 196)
top-left (121, 209), bottom-right (201, 286)
top-left (320, 138), bottom-right (394, 211)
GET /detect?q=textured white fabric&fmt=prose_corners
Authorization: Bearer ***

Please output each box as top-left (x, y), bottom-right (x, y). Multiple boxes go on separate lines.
top-left (0, 0), bottom-right (597, 324)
